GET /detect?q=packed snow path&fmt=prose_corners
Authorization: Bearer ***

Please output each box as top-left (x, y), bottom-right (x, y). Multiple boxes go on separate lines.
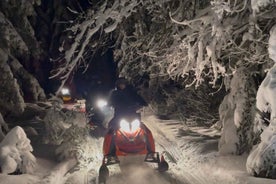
top-left (86, 113), bottom-right (217, 184)
top-left (85, 114), bottom-right (187, 184)
top-left (141, 114), bottom-right (276, 184)
top-left (1, 112), bottom-right (276, 184)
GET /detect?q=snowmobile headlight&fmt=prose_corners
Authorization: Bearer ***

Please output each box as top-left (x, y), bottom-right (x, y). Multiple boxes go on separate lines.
top-left (97, 99), bottom-right (107, 108)
top-left (120, 119), bottom-right (131, 132)
top-left (131, 119), bottom-right (140, 131)
top-left (61, 88), bottom-right (70, 95)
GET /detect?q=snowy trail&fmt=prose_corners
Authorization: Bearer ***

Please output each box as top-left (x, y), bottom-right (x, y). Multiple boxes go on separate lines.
top-left (2, 111), bottom-right (276, 184)
top-left (143, 115), bottom-right (198, 184)
top-left (86, 114), bottom-right (221, 184)
top-left (143, 115), bottom-right (246, 184)
top-left (84, 115), bottom-right (187, 184)
top-left (85, 140), bottom-right (185, 184)
top-left (142, 114), bottom-right (276, 184)
top-left (105, 164), bottom-right (182, 184)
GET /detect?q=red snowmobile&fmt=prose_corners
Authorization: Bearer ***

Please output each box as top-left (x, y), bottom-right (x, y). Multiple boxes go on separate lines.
top-left (60, 87), bottom-right (86, 113)
top-left (98, 114), bottom-right (169, 184)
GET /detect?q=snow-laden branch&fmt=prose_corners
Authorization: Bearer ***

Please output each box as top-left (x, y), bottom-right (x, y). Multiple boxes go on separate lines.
top-left (52, 0), bottom-right (142, 94)
top-left (165, 5), bottom-right (229, 87)
top-left (154, 0), bottom-right (272, 87)
top-left (39, 106), bottom-right (101, 183)
top-left (251, 0), bottom-right (276, 16)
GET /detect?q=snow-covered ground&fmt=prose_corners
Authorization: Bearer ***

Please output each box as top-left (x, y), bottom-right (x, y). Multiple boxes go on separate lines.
top-left (1, 110), bottom-right (276, 184)
top-left (143, 114), bottom-right (276, 184)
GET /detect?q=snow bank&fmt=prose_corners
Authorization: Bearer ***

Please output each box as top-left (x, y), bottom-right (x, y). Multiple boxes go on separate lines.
top-left (0, 126), bottom-right (36, 174)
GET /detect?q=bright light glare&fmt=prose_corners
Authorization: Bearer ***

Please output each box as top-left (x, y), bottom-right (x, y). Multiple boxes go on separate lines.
top-left (120, 119), bottom-right (140, 132)
top-left (131, 119), bottom-right (140, 131)
top-left (61, 88), bottom-right (70, 95)
top-left (120, 119), bottom-right (130, 132)
top-left (97, 99), bottom-right (107, 108)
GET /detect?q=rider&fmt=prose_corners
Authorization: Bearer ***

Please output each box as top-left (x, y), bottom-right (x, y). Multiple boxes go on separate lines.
top-left (108, 77), bottom-right (147, 129)
top-left (103, 77), bottom-right (155, 159)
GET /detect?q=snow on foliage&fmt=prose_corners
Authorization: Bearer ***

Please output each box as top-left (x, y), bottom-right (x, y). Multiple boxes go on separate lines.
top-left (0, 126), bottom-right (36, 174)
top-left (54, 125), bottom-right (90, 162)
top-left (0, 113), bottom-right (9, 142)
top-left (8, 56), bottom-right (46, 101)
top-left (251, 0), bottom-right (276, 15)
top-left (43, 106), bottom-right (97, 172)
top-left (48, 0), bottom-right (275, 160)
top-left (0, 0), bottom-right (46, 113)
top-left (0, 12), bottom-right (28, 55)
top-left (165, 0), bottom-right (264, 87)
top-left (0, 0), bottom-right (42, 57)
top-left (0, 49), bottom-right (25, 115)
top-left (246, 25), bottom-right (276, 178)
top-left (246, 119), bottom-right (276, 178)
top-left (148, 1), bottom-right (227, 86)
top-left (43, 108), bottom-right (86, 145)
top-left (115, 0), bottom-right (269, 90)
top-left (39, 106), bottom-right (103, 184)
top-left (219, 68), bottom-right (256, 155)
top-left (52, 0), bottom-right (141, 94)
top-left (268, 26), bottom-right (276, 62)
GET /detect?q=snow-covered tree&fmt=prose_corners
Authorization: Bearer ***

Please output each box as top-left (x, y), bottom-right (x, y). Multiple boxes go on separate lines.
top-left (43, 104), bottom-right (97, 169)
top-left (0, 0), bottom-right (46, 116)
top-left (219, 67), bottom-right (257, 155)
top-left (49, 0), bottom-right (275, 131)
top-left (51, 0), bottom-right (142, 94)
top-left (0, 113), bottom-right (9, 142)
top-left (0, 49), bottom-right (25, 115)
top-left (43, 107), bottom-right (86, 144)
top-left (0, 126), bottom-right (36, 174)
top-left (246, 25), bottom-right (276, 179)
top-left (114, 0), bottom-right (274, 132)
top-left (54, 125), bottom-right (94, 168)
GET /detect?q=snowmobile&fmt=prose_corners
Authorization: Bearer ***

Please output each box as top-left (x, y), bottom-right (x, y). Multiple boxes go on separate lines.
top-left (98, 113), bottom-right (169, 184)
top-left (60, 87), bottom-right (86, 113)
top-left (86, 99), bottom-right (112, 138)
top-left (86, 98), bottom-right (114, 129)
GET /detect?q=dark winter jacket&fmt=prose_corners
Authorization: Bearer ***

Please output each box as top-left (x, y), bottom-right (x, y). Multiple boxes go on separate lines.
top-left (108, 86), bottom-right (147, 116)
